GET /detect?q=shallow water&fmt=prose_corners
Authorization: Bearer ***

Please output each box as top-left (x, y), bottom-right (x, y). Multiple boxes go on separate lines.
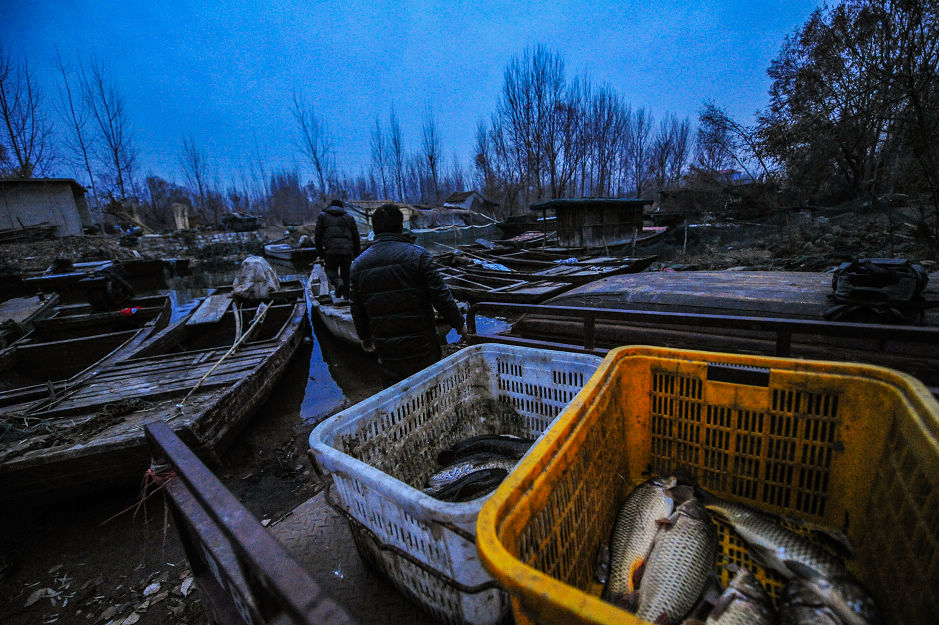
top-left (161, 268), bottom-right (511, 427)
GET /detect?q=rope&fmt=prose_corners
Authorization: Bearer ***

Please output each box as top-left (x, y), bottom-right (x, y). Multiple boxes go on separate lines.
top-left (177, 301), bottom-right (270, 407)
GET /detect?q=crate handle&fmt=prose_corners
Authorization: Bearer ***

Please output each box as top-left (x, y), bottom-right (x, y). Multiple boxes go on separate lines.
top-left (707, 362), bottom-right (770, 387)
top-left (322, 481), bottom-right (502, 594)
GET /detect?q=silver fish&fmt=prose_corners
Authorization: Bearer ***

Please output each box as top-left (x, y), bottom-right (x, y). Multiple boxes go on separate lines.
top-left (781, 577), bottom-right (848, 625)
top-left (704, 566), bottom-right (775, 625)
top-left (697, 490), bottom-right (846, 580)
top-left (424, 453), bottom-right (517, 491)
top-left (603, 476), bottom-right (680, 605)
top-left (636, 497), bottom-right (718, 625)
top-left (784, 561), bottom-right (881, 625)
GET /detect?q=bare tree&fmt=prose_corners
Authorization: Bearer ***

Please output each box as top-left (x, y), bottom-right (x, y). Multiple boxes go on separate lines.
top-left (627, 107), bottom-right (653, 197)
top-left (80, 59), bottom-right (136, 198)
top-left (649, 113), bottom-right (693, 189)
top-left (388, 105), bottom-right (405, 201)
top-left (497, 45), bottom-right (568, 203)
top-left (369, 116), bottom-right (388, 199)
top-left (0, 46), bottom-right (54, 178)
top-left (53, 50), bottom-right (99, 212)
top-left (291, 90), bottom-right (333, 203)
top-left (179, 135), bottom-right (211, 221)
top-left (421, 103), bottom-right (441, 202)
top-left (703, 103), bottom-right (768, 181)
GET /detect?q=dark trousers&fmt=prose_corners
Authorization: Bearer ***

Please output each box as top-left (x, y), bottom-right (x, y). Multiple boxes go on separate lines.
top-left (378, 342), bottom-right (443, 388)
top-left (324, 254), bottom-right (352, 296)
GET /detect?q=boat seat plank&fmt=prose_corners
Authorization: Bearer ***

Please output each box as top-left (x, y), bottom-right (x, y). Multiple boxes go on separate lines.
top-left (186, 294), bottom-right (232, 326)
top-left (66, 360), bottom-right (261, 400)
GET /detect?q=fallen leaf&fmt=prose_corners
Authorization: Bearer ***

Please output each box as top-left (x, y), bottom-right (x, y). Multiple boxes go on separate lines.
top-left (48, 564), bottom-right (64, 574)
top-left (180, 577), bottom-right (194, 597)
top-left (121, 613), bottom-right (140, 625)
top-left (135, 599), bottom-right (149, 612)
top-left (149, 590), bottom-right (169, 605)
top-left (142, 582), bottom-right (161, 596)
top-left (260, 519), bottom-right (271, 527)
top-left (100, 605), bottom-right (117, 620)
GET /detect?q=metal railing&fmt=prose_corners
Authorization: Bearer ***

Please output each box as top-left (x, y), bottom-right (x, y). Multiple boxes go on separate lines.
top-left (466, 301), bottom-right (939, 357)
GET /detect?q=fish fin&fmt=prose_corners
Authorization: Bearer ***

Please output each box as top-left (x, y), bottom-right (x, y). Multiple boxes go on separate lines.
top-left (655, 515), bottom-right (676, 527)
top-left (594, 543), bottom-right (610, 585)
top-left (665, 484), bottom-right (695, 504)
top-left (809, 527), bottom-right (856, 560)
top-left (652, 613), bottom-right (670, 625)
top-left (743, 543), bottom-right (776, 571)
top-left (630, 558), bottom-right (646, 588)
top-left (617, 591), bottom-right (640, 612)
top-left (709, 589), bottom-right (736, 620)
top-left (784, 559), bottom-right (827, 582)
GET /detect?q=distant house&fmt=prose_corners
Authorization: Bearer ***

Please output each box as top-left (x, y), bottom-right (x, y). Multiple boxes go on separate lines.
top-left (443, 191), bottom-right (498, 214)
top-left (0, 178), bottom-right (92, 236)
top-left (715, 169), bottom-right (757, 184)
top-left (530, 197), bottom-right (652, 250)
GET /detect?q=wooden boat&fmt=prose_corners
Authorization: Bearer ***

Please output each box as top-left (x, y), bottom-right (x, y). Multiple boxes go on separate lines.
top-left (440, 253), bottom-right (657, 287)
top-left (438, 265), bottom-right (571, 304)
top-left (0, 293), bottom-right (60, 349)
top-left (307, 265), bottom-right (360, 346)
top-left (0, 294), bottom-right (172, 409)
top-left (0, 283), bottom-right (306, 501)
top-left (13, 258), bottom-right (189, 304)
top-left (453, 246), bottom-right (645, 271)
top-left (264, 243), bottom-right (318, 263)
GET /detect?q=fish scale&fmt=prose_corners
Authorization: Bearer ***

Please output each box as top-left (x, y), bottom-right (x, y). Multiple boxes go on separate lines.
top-left (636, 498), bottom-right (718, 625)
top-left (698, 492), bottom-right (846, 580)
top-left (602, 476), bottom-right (677, 604)
top-left (705, 567), bottom-right (775, 625)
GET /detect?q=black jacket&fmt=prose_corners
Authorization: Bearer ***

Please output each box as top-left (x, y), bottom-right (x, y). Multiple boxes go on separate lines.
top-left (314, 206), bottom-right (361, 258)
top-left (350, 233), bottom-right (464, 362)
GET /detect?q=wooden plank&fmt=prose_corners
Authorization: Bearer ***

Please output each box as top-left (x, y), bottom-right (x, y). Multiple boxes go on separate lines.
top-left (0, 295), bottom-right (57, 325)
top-left (186, 294), bottom-right (232, 326)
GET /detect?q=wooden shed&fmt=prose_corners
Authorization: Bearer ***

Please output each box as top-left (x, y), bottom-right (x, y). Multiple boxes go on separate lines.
top-left (0, 178), bottom-right (92, 237)
top-left (530, 197), bottom-right (651, 250)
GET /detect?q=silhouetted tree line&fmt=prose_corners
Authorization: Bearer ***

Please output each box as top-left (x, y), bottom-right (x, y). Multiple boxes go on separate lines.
top-left (2, 0), bottom-right (936, 233)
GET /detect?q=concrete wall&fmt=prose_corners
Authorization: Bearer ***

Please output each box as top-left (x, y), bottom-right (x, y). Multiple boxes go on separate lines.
top-left (0, 180), bottom-right (87, 236)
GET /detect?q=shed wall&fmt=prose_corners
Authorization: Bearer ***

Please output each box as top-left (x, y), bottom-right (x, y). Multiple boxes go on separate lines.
top-left (0, 182), bottom-right (85, 236)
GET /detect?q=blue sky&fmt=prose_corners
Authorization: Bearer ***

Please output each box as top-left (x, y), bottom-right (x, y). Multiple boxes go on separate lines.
top-left (4, 0), bottom-right (820, 190)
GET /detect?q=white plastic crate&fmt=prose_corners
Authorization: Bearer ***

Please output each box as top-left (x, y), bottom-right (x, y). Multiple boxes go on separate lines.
top-left (309, 343), bottom-right (603, 625)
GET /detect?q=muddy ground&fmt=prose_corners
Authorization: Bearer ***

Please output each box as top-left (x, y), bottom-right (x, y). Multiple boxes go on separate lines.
top-left (0, 318), bottom-right (385, 625)
top-left (0, 202), bottom-right (936, 625)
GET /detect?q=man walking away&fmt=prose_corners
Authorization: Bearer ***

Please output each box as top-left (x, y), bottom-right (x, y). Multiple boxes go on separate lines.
top-left (350, 204), bottom-right (467, 387)
top-left (314, 199), bottom-right (361, 298)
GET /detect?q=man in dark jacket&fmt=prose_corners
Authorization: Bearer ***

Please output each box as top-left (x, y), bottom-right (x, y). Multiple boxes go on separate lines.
top-left (314, 199), bottom-right (361, 298)
top-left (350, 204), bottom-right (467, 387)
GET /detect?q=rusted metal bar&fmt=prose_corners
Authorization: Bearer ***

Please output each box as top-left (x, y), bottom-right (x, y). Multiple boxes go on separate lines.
top-left (776, 328), bottom-right (792, 357)
top-left (467, 302), bottom-right (939, 355)
top-left (145, 421), bottom-right (357, 625)
top-left (583, 314), bottom-right (596, 351)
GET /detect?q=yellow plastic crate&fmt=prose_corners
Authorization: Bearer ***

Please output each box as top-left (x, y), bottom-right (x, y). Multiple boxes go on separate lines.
top-left (476, 346), bottom-right (939, 625)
